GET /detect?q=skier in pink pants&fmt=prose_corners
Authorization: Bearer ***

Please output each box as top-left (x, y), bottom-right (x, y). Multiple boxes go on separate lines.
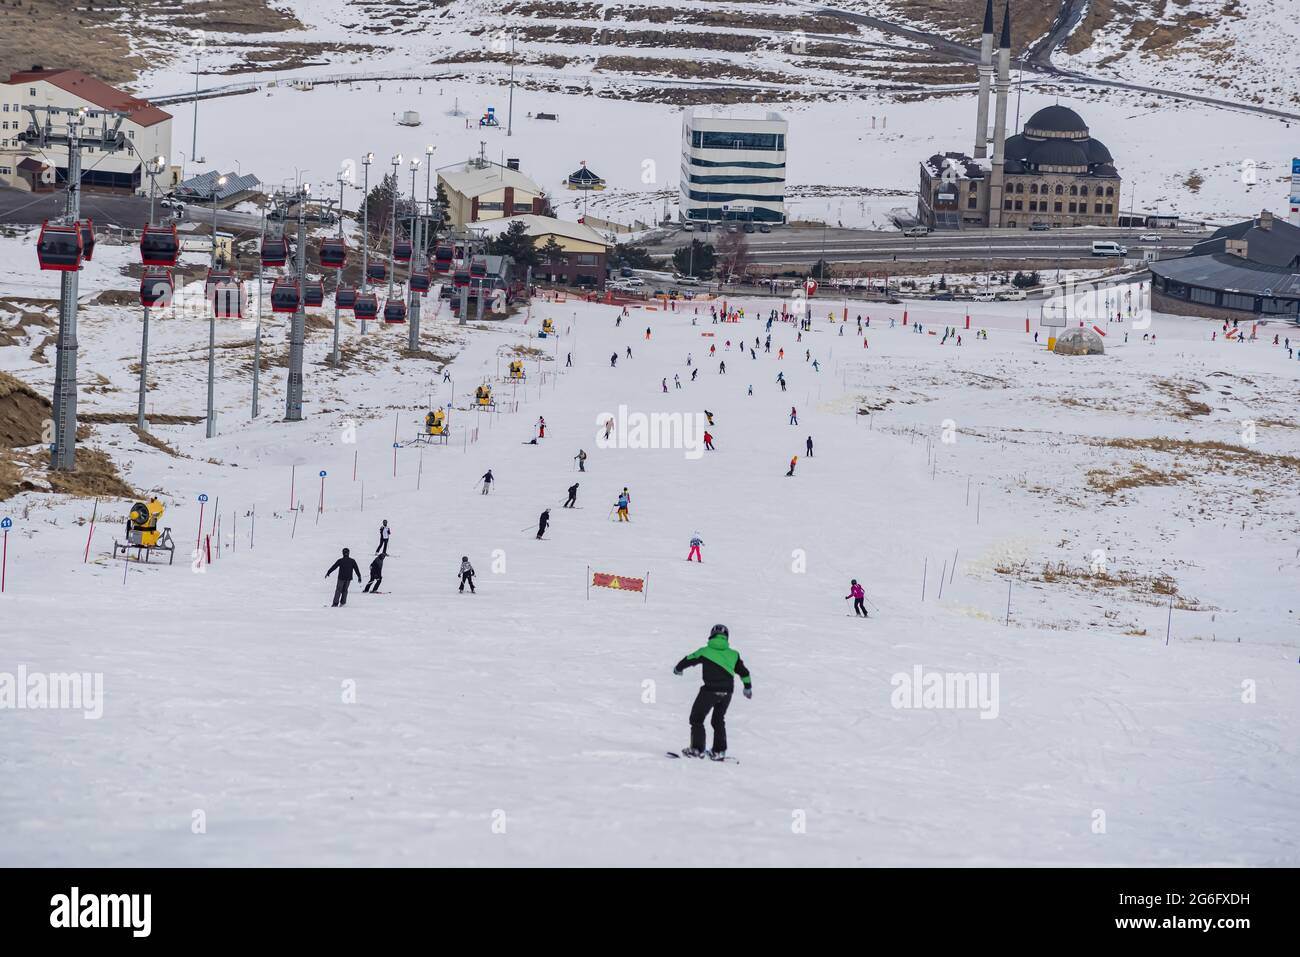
top-left (687, 536), bottom-right (704, 562)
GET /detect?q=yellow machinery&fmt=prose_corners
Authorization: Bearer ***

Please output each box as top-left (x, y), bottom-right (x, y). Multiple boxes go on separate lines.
top-left (507, 359), bottom-right (525, 381)
top-left (539, 318), bottom-right (555, 338)
top-left (415, 407), bottom-right (450, 445)
top-left (475, 384), bottom-right (495, 408)
top-left (114, 497), bottom-right (175, 564)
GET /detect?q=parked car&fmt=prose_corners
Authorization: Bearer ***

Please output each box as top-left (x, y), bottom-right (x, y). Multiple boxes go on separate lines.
top-left (1139, 233), bottom-right (1162, 242)
top-left (971, 291), bottom-right (997, 302)
top-left (1091, 240), bottom-right (1128, 257)
top-left (619, 266), bottom-right (634, 278)
top-left (758, 224), bottom-right (772, 234)
top-left (682, 222), bottom-right (695, 232)
top-left (903, 226), bottom-right (930, 238)
top-left (623, 277), bottom-right (645, 288)
top-left (742, 222), bottom-right (755, 233)
top-left (995, 288), bottom-right (1027, 301)
top-left (675, 275), bottom-right (701, 286)
top-left (932, 291), bottom-right (954, 301)
top-left (1028, 222), bottom-right (1050, 231)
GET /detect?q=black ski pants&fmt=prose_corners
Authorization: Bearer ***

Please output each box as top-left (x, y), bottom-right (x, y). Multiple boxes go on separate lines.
top-left (363, 575), bottom-right (382, 593)
top-left (852, 598), bottom-right (866, 616)
top-left (690, 688), bottom-right (733, 753)
top-left (459, 572), bottom-right (475, 593)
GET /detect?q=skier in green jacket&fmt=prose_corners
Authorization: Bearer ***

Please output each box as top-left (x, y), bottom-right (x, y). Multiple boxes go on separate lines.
top-left (673, 624), bottom-right (752, 760)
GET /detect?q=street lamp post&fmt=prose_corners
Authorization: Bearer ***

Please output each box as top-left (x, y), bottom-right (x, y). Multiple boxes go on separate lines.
top-left (207, 173), bottom-right (227, 438)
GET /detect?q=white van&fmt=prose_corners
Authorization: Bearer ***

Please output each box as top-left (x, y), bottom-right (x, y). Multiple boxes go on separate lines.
top-left (903, 226), bottom-right (931, 237)
top-left (1091, 241), bottom-right (1128, 257)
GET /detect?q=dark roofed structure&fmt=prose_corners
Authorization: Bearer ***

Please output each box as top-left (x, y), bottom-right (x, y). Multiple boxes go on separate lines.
top-left (1150, 210), bottom-right (1300, 320)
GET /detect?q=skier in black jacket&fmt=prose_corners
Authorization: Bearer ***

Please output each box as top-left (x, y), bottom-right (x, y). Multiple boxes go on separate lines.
top-left (325, 548), bottom-right (362, 607)
top-left (458, 556), bottom-right (475, 593)
top-left (363, 552), bottom-right (386, 593)
top-left (536, 508), bottom-right (550, 539)
top-left (673, 624), bottom-right (752, 759)
top-left (564, 482), bottom-right (579, 508)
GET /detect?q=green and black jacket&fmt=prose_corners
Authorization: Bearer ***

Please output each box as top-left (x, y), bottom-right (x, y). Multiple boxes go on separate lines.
top-left (675, 635), bottom-right (752, 692)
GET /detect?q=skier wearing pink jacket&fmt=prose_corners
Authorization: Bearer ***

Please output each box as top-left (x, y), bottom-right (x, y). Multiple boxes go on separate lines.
top-left (846, 579), bottom-right (867, 618)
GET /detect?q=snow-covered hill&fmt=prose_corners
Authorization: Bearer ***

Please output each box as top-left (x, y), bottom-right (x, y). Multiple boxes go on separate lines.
top-left (1, 231), bottom-right (1297, 865)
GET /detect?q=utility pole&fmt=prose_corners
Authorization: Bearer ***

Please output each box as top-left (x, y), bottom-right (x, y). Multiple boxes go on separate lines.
top-left (207, 173), bottom-right (227, 438)
top-left (21, 105), bottom-right (127, 471)
top-left (360, 152), bottom-right (373, 335)
top-left (191, 35), bottom-right (203, 166)
top-left (507, 28), bottom-right (516, 137)
top-left (388, 154), bottom-right (401, 303)
top-left (332, 173), bottom-right (346, 367)
top-left (137, 154), bottom-right (166, 431)
top-left (408, 156), bottom-right (422, 352)
top-left (253, 201), bottom-right (265, 417)
top-left (285, 184), bottom-right (308, 421)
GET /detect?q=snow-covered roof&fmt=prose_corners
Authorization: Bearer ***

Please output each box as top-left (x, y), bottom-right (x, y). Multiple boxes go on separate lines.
top-left (439, 163), bottom-right (543, 199)
top-left (474, 214), bottom-right (611, 247)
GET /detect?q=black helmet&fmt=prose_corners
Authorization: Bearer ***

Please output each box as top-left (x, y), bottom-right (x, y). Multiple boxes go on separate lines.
top-left (710, 624), bottom-right (729, 638)
top-left (461, 555), bottom-right (468, 562)
top-left (342, 548), bottom-right (350, 555)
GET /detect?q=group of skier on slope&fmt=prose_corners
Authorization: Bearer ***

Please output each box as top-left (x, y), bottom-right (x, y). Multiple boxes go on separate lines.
top-left (321, 300), bottom-right (871, 757)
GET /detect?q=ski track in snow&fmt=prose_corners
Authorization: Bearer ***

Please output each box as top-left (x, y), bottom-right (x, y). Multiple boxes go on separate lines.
top-left (1, 253), bottom-right (1299, 865)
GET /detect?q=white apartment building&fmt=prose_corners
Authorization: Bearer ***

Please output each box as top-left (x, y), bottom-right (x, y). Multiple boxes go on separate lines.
top-left (679, 108), bottom-right (788, 224)
top-left (0, 67), bottom-right (174, 194)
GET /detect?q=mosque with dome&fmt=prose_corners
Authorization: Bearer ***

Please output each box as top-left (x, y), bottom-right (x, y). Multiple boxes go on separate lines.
top-left (916, 1), bottom-right (1122, 230)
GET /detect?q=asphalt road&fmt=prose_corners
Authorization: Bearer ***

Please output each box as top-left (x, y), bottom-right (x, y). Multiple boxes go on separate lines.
top-left (643, 225), bottom-right (1198, 266)
top-left (0, 187), bottom-right (263, 234)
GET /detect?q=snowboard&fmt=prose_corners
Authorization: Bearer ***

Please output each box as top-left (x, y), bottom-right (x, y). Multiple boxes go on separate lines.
top-left (666, 751), bottom-right (738, 764)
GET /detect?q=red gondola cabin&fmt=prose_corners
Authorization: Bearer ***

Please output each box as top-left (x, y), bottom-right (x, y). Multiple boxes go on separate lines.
top-left (319, 237), bottom-right (347, 270)
top-left (383, 299), bottom-right (407, 324)
top-left (139, 223), bottom-right (179, 267)
top-left (139, 267), bottom-right (173, 308)
top-left (270, 278), bottom-right (300, 313)
top-left (353, 292), bottom-right (379, 321)
top-left (36, 221), bottom-right (82, 271)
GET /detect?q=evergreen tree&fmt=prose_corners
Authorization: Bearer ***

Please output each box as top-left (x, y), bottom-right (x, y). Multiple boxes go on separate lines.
top-left (486, 219), bottom-right (539, 268)
top-left (672, 240), bottom-right (715, 279)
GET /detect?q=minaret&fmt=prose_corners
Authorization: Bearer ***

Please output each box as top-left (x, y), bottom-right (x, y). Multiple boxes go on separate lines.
top-left (987, 3), bottom-right (1012, 227)
top-left (973, 0), bottom-right (995, 159)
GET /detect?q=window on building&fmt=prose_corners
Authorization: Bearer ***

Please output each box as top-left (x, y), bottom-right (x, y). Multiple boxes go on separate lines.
top-left (967, 197), bottom-right (978, 209)
top-left (477, 201), bottom-right (504, 211)
top-left (128, 130), bottom-right (134, 139)
top-left (1222, 292), bottom-right (1255, 311)
top-left (512, 203), bottom-right (532, 213)
top-left (576, 253), bottom-right (598, 265)
top-left (968, 181), bottom-right (977, 193)
top-left (1069, 202), bottom-right (1077, 213)
top-left (1054, 202), bottom-right (1063, 212)
top-left (1094, 203), bottom-right (1103, 214)
top-left (1189, 287), bottom-right (1217, 306)
top-left (1104, 204), bottom-right (1113, 214)
top-left (1105, 187), bottom-right (1114, 197)
top-left (1, 104), bottom-right (7, 112)
top-left (1014, 200), bottom-right (1023, 210)
top-left (1029, 183), bottom-right (1038, 194)
top-left (1069, 185), bottom-right (1078, 196)
top-left (1054, 185), bottom-right (1063, 195)
top-left (1080, 186), bottom-right (1089, 196)
top-left (29, 88), bottom-right (36, 96)
top-left (693, 130), bottom-right (784, 151)
top-left (1003, 200), bottom-right (1012, 210)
